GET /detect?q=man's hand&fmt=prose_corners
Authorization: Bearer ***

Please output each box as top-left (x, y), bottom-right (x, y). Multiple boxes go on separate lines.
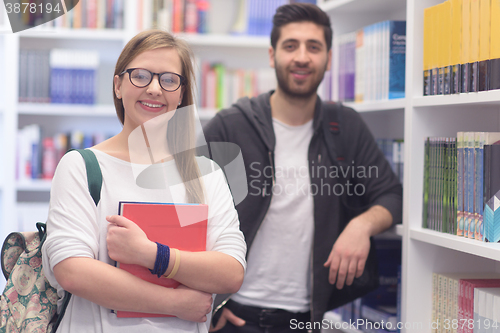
top-left (323, 205), bottom-right (393, 289)
top-left (323, 219), bottom-right (370, 289)
top-left (210, 307), bottom-right (246, 332)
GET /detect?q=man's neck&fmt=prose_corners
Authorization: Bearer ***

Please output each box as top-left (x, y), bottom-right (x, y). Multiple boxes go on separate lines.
top-left (270, 88), bottom-right (317, 126)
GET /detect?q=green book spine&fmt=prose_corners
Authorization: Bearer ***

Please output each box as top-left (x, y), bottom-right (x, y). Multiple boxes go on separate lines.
top-left (423, 137), bottom-right (430, 229)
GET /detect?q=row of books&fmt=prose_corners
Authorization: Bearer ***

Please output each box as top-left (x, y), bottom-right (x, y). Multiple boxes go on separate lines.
top-left (422, 0), bottom-right (500, 96)
top-left (457, 132), bottom-right (500, 243)
top-left (17, 124), bottom-right (111, 181)
top-left (376, 138), bottom-right (404, 186)
top-left (422, 132), bottom-right (500, 244)
top-left (19, 49), bottom-right (100, 104)
top-left (432, 273), bottom-right (500, 333)
top-left (198, 62), bottom-right (276, 110)
top-left (335, 239), bottom-right (402, 333)
top-left (48, 0), bottom-right (124, 29)
top-left (137, 0), bottom-right (288, 36)
top-left (422, 137), bottom-right (457, 235)
top-left (336, 21), bottom-right (406, 103)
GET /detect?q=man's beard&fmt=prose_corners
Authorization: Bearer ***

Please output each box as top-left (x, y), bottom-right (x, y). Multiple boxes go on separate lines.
top-left (274, 59), bottom-right (328, 99)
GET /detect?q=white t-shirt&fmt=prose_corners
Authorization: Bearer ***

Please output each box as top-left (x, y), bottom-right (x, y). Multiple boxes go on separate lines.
top-left (42, 149), bottom-right (246, 333)
top-left (231, 118), bottom-right (314, 312)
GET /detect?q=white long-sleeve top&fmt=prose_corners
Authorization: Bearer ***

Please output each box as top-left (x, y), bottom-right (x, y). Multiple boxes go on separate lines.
top-left (42, 149), bottom-right (246, 333)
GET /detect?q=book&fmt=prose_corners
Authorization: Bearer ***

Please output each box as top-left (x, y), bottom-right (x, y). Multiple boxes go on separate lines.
top-left (483, 143), bottom-right (500, 239)
top-left (461, 0), bottom-right (471, 93)
top-left (490, 0), bottom-right (500, 90)
top-left (115, 201), bottom-right (208, 318)
top-left (484, 190), bottom-right (500, 243)
top-left (440, 1), bottom-right (452, 95)
top-left (450, 0), bottom-right (462, 94)
top-left (461, 279), bottom-right (500, 333)
top-left (469, 0), bottom-right (480, 92)
top-left (423, 7), bottom-right (432, 96)
top-left (478, 0), bottom-right (490, 91)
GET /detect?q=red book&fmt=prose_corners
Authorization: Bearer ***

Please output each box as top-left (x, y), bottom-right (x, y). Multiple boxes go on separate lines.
top-left (461, 279), bottom-right (500, 333)
top-left (115, 201), bottom-right (208, 318)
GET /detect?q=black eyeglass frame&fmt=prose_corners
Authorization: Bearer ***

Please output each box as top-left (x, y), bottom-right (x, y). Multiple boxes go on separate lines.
top-left (119, 68), bottom-right (186, 92)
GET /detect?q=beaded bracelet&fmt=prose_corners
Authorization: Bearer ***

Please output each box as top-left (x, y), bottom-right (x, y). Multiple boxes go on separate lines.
top-left (149, 242), bottom-right (170, 278)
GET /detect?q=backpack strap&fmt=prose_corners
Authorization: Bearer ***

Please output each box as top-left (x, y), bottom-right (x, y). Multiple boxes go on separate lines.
top-left (50, 148), bottom-right (102, 333)
top-left (67, 148), bottom-right (102, 206)
top-left (322, 101), bottom-right (346, 165)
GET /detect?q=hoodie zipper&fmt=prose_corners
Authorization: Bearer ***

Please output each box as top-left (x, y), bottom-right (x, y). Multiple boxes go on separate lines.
top-left (263, 151), bottom-right (275, 197)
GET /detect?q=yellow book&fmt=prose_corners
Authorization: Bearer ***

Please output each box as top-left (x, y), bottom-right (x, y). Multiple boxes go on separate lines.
top-left (441, 1), bottom-right (452, 94)
top-left (431, 5), bottom-right (440, 95)
top-left (490, 0), bottom-right (500, 90)
top-left (478, 0), bottom-right (490, 91)
top-left (462, 0), bottom-right (471, 92)
top-left (423, 7), bottom-right (433, 95)
top-left (451, 0), bottom-right (462, 93)
top-left (470, 0), bottom-right (480, 91)
top-left (437, 3), bottom-right (445, 95)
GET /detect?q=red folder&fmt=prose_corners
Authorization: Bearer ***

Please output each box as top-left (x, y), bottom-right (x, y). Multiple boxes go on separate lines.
top-left (115, 201), bottom-right (208, 318)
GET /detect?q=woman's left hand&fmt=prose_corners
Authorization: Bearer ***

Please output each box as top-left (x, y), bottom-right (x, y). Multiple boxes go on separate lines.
top-left (106, 215), bottom-right (156, 269)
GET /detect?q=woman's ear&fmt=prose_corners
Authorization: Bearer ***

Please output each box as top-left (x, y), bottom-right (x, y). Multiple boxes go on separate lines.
top-left (114, 75), bottom-right (122, 99)
top-left (178, 86), bottom-right (184, 106)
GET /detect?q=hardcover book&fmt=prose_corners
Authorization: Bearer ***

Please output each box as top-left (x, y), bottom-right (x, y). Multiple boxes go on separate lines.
top-left (490, 0), bottom-right (500, 90)
top-left (478, 0), bottom-right (490, 91)
top-left (115, 201), bottom-right (208, 318)
top-left (461, 0), bottom-right (471, 93)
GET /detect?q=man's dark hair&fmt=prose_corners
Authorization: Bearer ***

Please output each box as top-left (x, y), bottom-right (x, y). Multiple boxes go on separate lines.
top-left (270, 3), bottom-right (333, 51)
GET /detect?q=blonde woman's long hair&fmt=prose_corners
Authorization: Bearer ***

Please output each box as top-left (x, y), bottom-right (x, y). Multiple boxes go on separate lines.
top-left (113, 29), bottom-right (204, 204)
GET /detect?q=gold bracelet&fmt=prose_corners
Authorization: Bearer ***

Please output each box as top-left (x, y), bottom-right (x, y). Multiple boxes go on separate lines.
top-left (166, 248), bottom-right (180, 279)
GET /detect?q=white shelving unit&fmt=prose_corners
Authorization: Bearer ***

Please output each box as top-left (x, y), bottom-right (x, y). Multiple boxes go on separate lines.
top-left (3, 0), bottom-right (499, 329)
top-left (318, 0), bottom-right (500, 332)
top-left (0, 0), bottom-right (272, 246)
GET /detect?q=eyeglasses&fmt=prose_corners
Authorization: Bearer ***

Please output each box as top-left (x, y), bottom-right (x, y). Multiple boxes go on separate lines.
top-left (119, 68), bottom-right (186, 92)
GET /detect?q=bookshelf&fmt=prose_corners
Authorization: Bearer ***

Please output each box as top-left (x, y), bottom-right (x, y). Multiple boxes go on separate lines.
top-left (0, 0), bottom-right (274, 251)
top-left (319, 0), bottom-right (500, 332)
top-left (1, 0), bottom-right (499, 329)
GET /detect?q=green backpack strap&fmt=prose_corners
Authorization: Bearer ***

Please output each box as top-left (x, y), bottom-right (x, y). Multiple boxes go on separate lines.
top-left (50, 148), bottom-right (102, 333)
top-left (67, 148), bottom-right (102, 206)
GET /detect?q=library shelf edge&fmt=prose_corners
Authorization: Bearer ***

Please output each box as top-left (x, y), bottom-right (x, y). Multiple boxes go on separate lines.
top-left (17, 28), bottom-right (126, 41)
top-left (319, 0), bottom-right (407, 15)
top-left (409, 228), bottom-right (500, 262)
top-left (175, 33), bottom-right (269, 48)
top-left (413, 90), bottom-right (500, 107)
top-left (17, 103), bottom-right (117, 117)
top-left (344, 98), bottom-right (406, 113)
top-left (16, 179), bottom-right (52, 192)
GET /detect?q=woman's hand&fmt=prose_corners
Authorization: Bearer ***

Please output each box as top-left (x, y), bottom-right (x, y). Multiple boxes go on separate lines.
top-left (172, 284), bottom-right (214, 322)
top-left (106, 215), bottom-right (156, 269)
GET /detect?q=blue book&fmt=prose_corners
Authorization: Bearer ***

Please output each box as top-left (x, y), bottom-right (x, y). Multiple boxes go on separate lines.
top-left (388, 21), bottom-right (406, 99)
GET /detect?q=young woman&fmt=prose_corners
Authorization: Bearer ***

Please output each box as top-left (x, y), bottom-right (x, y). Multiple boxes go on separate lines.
top-left (42, 30), bottom-right (246, 333)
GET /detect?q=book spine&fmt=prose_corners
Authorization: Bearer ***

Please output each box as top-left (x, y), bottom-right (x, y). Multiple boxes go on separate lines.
top-left (474, 132), bottom-right (485, 241)
top-left (478, 0), bottom-right (490, 91)
top-left (462, 0), bottom-right (471, 93)
top-left (490, 0), bottom-right (500, 90)
top-left (389, 21), bottom-right (406, 99)
top-left (469, 0), bottom-right (480, 92)
top-left (457, 132), bottom-right (465, 236)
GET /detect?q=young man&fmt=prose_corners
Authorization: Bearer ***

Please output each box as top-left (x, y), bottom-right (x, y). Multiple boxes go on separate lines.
top-left (202, 3), bottom-right (402, 333)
